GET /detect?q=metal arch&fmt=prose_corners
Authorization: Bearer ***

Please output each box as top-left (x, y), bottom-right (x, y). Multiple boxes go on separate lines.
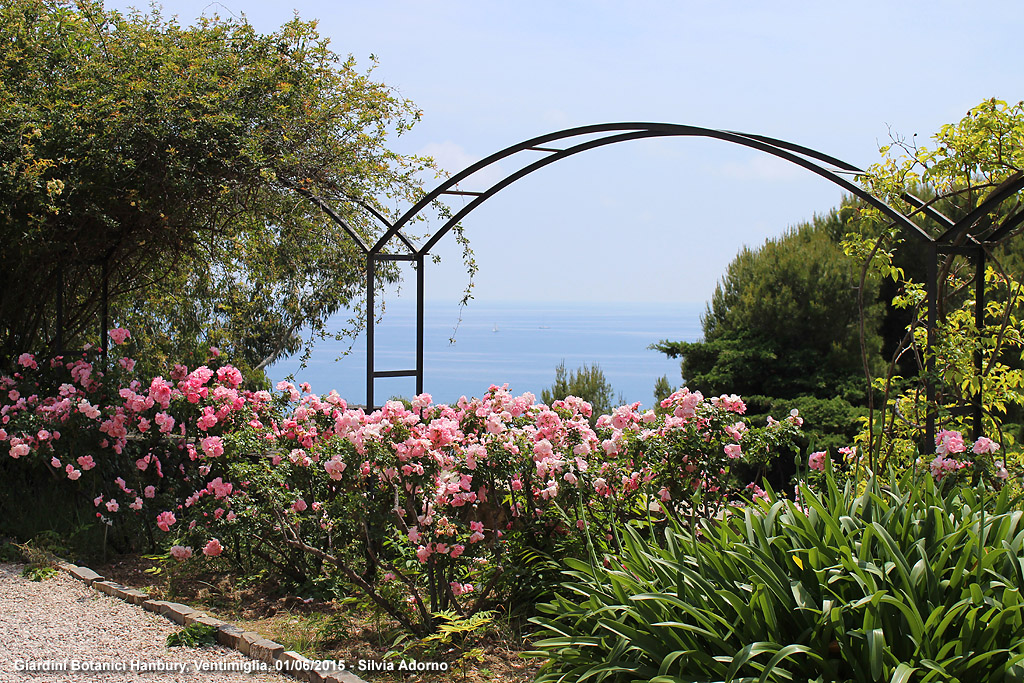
top-left (358, 122), bottom-right (946, 412)
top-left (371, 123), bottom-right (936, 254)
top-left (297, 121), bottom-right (1024, 450)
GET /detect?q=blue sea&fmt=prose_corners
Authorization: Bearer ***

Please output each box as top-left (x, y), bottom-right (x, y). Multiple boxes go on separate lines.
top-left (268, 300), bottom-right (705, 409)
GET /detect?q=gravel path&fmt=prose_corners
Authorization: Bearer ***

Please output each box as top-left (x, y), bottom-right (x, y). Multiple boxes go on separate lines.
top-left (0, 563), bottom-right (295, 683)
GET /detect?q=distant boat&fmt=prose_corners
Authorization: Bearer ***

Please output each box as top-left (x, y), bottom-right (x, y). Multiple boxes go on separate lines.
top-left (492, 323), bottom-right (499, 333)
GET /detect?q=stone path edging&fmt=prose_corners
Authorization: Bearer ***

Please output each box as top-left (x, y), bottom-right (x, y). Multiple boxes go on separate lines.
top-left (60, 561), bottom-right (369, 683)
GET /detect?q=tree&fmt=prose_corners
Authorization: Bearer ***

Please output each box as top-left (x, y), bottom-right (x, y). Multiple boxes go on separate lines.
top-left (542, 360), bottom-right (619, 420)
top-left (654, 209), bottom-right (883, 399)
top-left (0, 0), bottom-right (434, 376)
top-left (651, 207), bottom-right (885, 450)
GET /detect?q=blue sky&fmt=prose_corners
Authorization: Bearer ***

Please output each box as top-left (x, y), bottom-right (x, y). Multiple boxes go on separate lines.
top-left (109, 0), bottom-right (1024, 308)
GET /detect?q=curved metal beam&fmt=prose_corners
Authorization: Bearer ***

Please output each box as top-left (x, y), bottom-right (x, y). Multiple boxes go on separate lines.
top-left (370, 122), bottom-right (937, 254)
top-left (938, 171), bottom-right (1024, 243)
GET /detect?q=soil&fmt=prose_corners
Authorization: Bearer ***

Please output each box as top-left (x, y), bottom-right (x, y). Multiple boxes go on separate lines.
top-left (93, 554), bottom-right (543, 683)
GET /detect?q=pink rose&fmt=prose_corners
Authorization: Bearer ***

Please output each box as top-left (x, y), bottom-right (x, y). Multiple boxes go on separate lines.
top-left (156, 511), bottom-right (176, 532)
top-left (808, 451), bottom-right (827, 472)
top-left (170, 545), bottom-right (193, 561)
top-left (203, 538), bottom-right (223, 557)
top-left (201, 435), bottom-right (224, 458)
top-left (109, 328), bottom-right (131, 345)
top-left (972, 437), bottom-right (1000, 455)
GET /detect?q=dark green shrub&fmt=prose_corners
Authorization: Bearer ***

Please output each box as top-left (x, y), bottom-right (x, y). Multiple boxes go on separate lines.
top-left (531, 466), bottom-right (1024, 682)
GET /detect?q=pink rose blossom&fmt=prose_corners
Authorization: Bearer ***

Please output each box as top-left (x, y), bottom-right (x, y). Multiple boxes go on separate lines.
top-left (936, 430), bottom-right (966, 457)
top-left (108, 328), bottom-right (131, 345)
top-left (972, 437), bottom-right (1000, 455)
top-left (203, 538), bottom-right (223, 557)
top-left (144, 485), bottom-right (156, 498)
top-left (808, 451), bottom-right (827, 472)
top-left (201, 435), bottom-right (224, 458)
top-left (170, 545), bottom-right (193, 561)
top-left (156, 511), bottom-right (176, 531)
top-left (324, 457), bottom-right (347, 480)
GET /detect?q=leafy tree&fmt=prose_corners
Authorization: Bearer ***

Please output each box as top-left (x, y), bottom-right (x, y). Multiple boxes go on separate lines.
top-left (541, 360), bottom-right (619, 420)
top-left (652, 374), bottom-right (673, 404)
top-left (848, 98), bottom-right (1024, 464)
top-left (651, 207), bottom-right (884, 448)
top-left (0, 0), bottom-right (434, 376)
top-left (655, 209), bottom-right (883, 394)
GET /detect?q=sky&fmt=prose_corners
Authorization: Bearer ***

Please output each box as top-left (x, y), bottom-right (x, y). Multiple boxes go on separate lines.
top-left (106, 0), bottom-right (1024, 309)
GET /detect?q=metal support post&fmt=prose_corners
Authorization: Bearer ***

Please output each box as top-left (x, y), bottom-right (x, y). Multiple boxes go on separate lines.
top-left (416, 254), bottom-right (425, 396)
top-left (366, 254), bottom-right (376, 411)
top-left (973, 248), bottom-right (985, 440)
top-left (55, 269), bottom-right (64, 356)
top-left (100, 261), bottom-right (109, 368)
top-left (925, 245), bottom-right (938, 450)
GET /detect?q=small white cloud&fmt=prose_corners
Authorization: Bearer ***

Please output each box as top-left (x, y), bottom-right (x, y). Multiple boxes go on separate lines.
top-left (542, 109), bottom-right (572, 128)
top-left (715, 154), bottom-right (806, 182)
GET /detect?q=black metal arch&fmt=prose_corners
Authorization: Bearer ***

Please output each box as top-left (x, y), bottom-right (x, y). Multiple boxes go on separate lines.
top-left (304, 123), bottom-right (1024, 445)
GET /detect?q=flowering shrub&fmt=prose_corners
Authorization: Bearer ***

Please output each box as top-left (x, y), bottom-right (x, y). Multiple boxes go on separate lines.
top-left (804, 426), bottom-right (1011, 493)
top-left (0, 336), bottom-right (804, 634)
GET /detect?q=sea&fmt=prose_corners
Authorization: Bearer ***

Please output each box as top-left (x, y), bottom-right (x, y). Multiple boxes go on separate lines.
top-left (268, 300), bottom-right (705, 409)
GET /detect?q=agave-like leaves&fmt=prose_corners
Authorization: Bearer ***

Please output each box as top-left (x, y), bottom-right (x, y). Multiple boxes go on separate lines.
top-left (531, 466), bottom-right (1024, 683)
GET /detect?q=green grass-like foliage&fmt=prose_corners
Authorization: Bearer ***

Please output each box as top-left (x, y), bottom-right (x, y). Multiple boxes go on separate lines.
top-left (166, 623), bottom-right (218, 648)
top-left (21, 564), bottom-right (58, 582)
top-left (531, 467), bottom-right (1024, 682)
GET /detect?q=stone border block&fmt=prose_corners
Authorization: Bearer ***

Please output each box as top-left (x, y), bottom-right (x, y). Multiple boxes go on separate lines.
top-left (194, 615), bottom-right (226, 630)
top-left (118, 588), bottom-right (149, 605)
top-left (334, 672), bottom-right (369, 683)
top-left (279, 651), bottom-right (311, 682)
top-left (68, 566), bottom-right (103, 585)
top-left (93, 580), bottom-right (125, 597)
top-left (238, 631), bottom-right (263, 656)
top-left (249, 637), bottom-right (285, 663)
top-left (183, 611), bottom-right (209, 626)
top-left (160, 601), bottom-right (197, 625)
top-left (142, 599), bottom-right (170, 614)
top-left (216, 624), bottom-right (245, 649)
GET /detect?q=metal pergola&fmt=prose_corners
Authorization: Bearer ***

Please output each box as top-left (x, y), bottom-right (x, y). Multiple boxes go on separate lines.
top-left (69, 122), bottom-right (1023, 446)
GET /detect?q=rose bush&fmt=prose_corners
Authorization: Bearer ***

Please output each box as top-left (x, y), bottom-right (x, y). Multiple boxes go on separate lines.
top-left (1, 332), bottom-right (806, 634)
